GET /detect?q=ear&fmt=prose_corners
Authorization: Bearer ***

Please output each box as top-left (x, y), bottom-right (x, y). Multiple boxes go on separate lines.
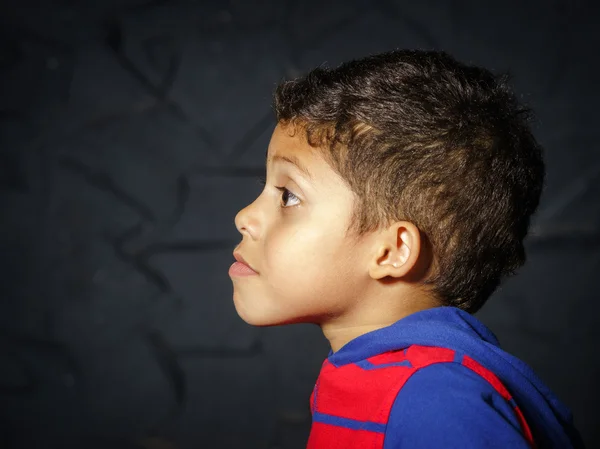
top-left (368, 221), bottom-right (422, 280)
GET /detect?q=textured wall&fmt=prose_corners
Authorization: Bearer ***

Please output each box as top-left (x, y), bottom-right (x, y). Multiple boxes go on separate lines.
top-left (0, 1), bottom-right (598, 448)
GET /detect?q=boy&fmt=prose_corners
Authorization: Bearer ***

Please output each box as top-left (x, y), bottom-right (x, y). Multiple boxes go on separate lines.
top-left (228, 50), bottom-right (584, 448)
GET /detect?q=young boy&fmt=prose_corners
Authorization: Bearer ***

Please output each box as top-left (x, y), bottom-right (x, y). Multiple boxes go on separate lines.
top-left (228, 50), bottom-right (584, 448)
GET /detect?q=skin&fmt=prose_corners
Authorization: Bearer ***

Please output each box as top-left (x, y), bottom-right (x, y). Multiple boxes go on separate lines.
top-left (231, 123), bottom-right (439, 352)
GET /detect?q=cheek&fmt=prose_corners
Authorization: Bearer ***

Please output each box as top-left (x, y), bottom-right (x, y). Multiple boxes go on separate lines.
top-left (264, 223), bottom-right (354, 295)
top-left (265, 223), bottom-right (333, 268)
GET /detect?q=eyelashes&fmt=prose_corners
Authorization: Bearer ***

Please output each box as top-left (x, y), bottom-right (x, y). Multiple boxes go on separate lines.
top-left (255, 176), bottom-right (300, 208)
top-left (277, 187), bottom-right (300, 207)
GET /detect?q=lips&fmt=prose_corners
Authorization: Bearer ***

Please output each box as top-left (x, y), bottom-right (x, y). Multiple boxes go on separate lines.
top-left (231, 251), bottom-right (258, 275)
top-left (234, 252), bottom-right (252, 269)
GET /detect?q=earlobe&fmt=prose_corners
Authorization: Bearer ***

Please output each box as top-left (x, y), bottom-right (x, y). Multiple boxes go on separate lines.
top-left (368, 222), bottom-right (421, 280)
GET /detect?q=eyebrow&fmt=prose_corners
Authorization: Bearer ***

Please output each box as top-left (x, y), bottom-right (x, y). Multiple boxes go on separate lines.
top-left (270, 154), bottom-right (314, 181)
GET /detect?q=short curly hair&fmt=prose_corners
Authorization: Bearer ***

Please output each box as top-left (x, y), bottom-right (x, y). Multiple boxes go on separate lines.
top-left (273, 50), bottom-right (545, 313)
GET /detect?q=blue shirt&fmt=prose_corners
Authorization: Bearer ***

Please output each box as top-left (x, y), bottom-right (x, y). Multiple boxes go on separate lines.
top-left (327, 306), bottom-right (584, 448)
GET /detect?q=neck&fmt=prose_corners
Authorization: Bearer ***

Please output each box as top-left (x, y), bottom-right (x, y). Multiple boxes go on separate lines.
top-left (321, 288), bottom-right (439, 353)
top-left (322, 322), bottom-right (399, 353)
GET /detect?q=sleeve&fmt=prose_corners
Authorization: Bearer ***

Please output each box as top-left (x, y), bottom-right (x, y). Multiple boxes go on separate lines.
top-left (382, 362), bottom-right (532, 449)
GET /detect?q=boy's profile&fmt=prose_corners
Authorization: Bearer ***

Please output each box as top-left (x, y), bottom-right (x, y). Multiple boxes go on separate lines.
top-left (228, 50), bottom-right (584, 448)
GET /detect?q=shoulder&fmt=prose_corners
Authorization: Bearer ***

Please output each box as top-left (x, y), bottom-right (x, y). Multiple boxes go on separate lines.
top-left (383, 361), bottom-right (532, 449)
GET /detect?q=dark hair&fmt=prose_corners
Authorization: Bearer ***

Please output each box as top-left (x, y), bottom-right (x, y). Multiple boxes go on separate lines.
top-left (273, 49), bottom-right (545, 313)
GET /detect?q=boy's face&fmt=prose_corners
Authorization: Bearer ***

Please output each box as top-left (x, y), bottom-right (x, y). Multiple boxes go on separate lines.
top-left (230, 123), bottom-right (374, 327)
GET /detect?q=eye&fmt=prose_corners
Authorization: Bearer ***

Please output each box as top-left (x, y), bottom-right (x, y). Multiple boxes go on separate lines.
top-left (276, 187), bottom-right (300, 208)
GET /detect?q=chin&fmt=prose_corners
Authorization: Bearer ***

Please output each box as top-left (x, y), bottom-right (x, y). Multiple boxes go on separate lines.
top-left (232, 295), bottom-right (275, 326)
top-left (232, 291), bottom-right (315, 327)
top-left (233, 303), bottom-right (301, 327)
top-left (237, 314), bottom-right (284, 327)
top-left (235, 307), bottom-right (285, 327)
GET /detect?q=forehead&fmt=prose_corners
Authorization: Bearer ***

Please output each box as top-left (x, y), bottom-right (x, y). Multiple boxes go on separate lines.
top-left (266, 123), bottom-right (351, 190)
top-left (266, 123), bottom-right (315, 159)
top-left (265, 124), bottom-right (320, 173)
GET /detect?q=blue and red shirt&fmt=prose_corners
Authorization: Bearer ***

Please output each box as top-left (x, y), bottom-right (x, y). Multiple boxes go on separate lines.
top-left (307, 306), bottom-right (584, 448)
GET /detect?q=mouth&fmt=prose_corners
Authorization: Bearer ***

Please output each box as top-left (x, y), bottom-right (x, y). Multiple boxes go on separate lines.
top-left (230, 251), bottom-right (258, 276)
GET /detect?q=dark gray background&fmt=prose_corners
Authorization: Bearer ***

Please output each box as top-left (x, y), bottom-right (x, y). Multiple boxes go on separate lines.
top-left (0, 1), bottom-right (598, 448)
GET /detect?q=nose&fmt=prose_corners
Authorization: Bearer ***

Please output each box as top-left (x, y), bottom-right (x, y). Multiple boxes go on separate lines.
top-left (235, 199), bottom-right (261, 240)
